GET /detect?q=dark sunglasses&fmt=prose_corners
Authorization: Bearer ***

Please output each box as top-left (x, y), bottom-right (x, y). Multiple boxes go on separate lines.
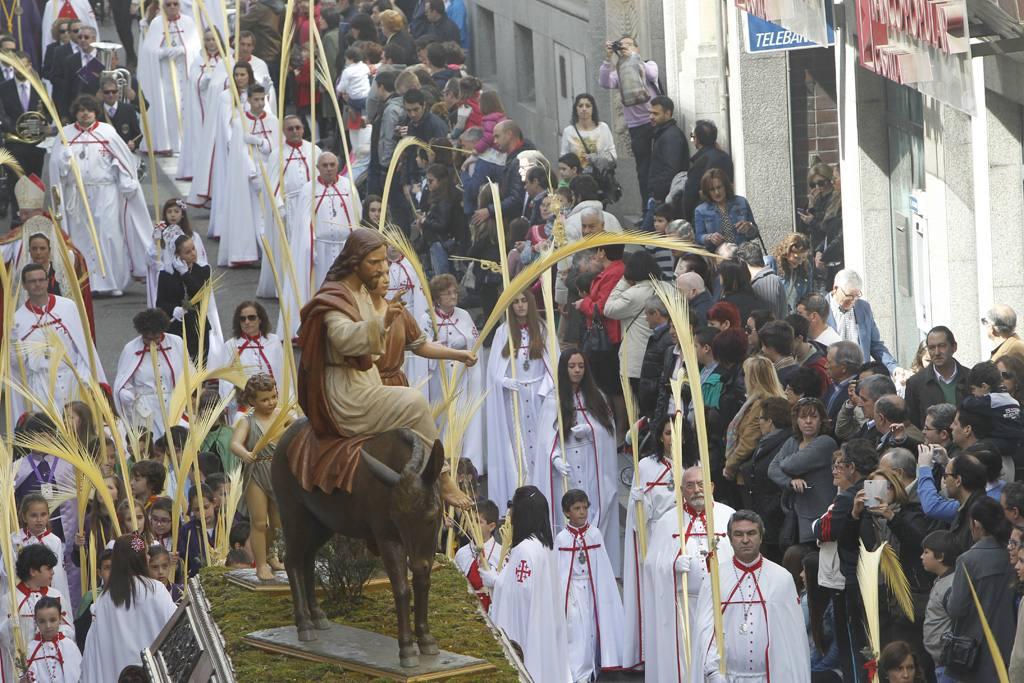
top-left (102, 89), bottom-right (118, 94)
top-left (810, 180), bottom-right (830, 188)
top-left (239, 314), bottom-right (260, 322)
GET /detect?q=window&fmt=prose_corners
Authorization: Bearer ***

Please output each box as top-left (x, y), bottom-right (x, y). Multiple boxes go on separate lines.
top-left (514, 23), bottom-right (535, 104)
top-left (476, 8), bottom-right (496, 78)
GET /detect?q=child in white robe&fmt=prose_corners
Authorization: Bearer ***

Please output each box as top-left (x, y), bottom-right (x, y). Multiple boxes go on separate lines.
top-left (480, 485), bottom-right (570, 683)
top-left (454, 500), bottom-right (500, 611)
top-left (12, 495), bottom-right (73, 616)
top-left (554, 489), bottom-right (625, 682)
top-left (82, 534), bottom-right (177, 682)
top-left (25, 596), bottom-right (82, 683)
top-left (2, 544), bottom-right (75, 662)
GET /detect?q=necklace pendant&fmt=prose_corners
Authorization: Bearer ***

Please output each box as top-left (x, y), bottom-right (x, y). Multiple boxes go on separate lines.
top-left (577, 553), bottom-right (586, 565)
top-left (523, 358), bottom-right (530, 371)
top-left (740, 622), bottom-right (750, 634)
top-left (78, 148), bottom-right (86, 159)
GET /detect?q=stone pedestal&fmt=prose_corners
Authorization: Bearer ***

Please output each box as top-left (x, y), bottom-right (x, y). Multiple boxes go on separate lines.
top-left (242, 623), bottom-right (495, 682)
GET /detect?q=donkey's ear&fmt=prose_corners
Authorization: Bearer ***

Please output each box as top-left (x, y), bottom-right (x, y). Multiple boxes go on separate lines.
top-left (422, 439), bottom-right (445, 486)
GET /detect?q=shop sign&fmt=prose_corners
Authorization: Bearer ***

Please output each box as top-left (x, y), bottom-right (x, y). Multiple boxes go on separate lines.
top-left (735, 0), bottom-right (830, 46)
top-left (855, 0), bottom-right (975, 114)
top-left (746, 6), bottom-right (835, 53)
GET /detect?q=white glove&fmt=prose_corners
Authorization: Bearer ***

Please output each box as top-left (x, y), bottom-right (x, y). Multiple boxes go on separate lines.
top-left (152, 227), bottom-right (164, 242)
top-left (243, 133), bottom-right (261, 146)
top-left (551, 456), bottom-right (569, 477)
top-left (500, 377), bottom-right (522, 392)
top-left (172, 256), bottom-right (188, 274)
top-left (172, 306), bottom-right (185, 321)
top-left (674, 554), bottom-right (694, 575)
top-left (628, 486), bottom-right (644, 504)
top-left (478, 568), bottom-right (497, 588)
top-left (570, 423), bottom-right (589, 437)
top-left (160, 46), bottom-right (185, 59)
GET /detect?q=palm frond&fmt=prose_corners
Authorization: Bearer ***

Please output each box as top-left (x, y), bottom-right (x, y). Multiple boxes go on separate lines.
top-left (0, 440), bottom-right (26, 661)
top-left (379, 137), bottom-right (430, 229)
top-left (857, 540), bottom-right (883, 678)
top-left (249, 401), bottom-right (298, 455)
top-left (965, 569), bottom-right (1011, 682)
top-left (0, 148), bottom-right (23, 177)
top-left (879, 542), bottom-right (914, 621)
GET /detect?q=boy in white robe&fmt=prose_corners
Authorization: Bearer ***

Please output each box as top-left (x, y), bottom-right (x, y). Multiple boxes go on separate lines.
top-left (479, 486), bottom-right (570, 683)
top-left (24, 597), bottom-right (81, 683)
top-left (555, 490), bottom-right (625, 682)
top-left (453, 499), bottom-right (499, 611)
top-left (692, 510), bottom-right (810, 683)
top-left (10, 545), bottom-right (75, 646)
top-left (643, 466), bottom-right (734, 683)
top-left (12, 495), bottom-right (72, 616)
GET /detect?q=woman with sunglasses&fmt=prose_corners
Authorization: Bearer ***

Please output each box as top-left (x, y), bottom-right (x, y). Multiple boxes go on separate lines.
top-left (213, 301), bottom-right (285, 404)
top-left (798, 162), bottom-right (844, 282)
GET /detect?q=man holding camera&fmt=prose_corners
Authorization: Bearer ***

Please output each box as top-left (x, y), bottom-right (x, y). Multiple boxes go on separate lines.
top-left (598, 36), bottom-right (659, 209)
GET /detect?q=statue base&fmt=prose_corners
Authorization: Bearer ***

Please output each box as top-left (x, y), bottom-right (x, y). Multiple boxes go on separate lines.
top-left (225, 564), bottom-right (438, 593)
top-left (242, 623), bottom-right (495, 681)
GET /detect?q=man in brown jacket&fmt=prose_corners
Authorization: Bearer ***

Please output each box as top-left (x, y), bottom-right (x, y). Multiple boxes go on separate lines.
top-left (985, 304), bottom-right (1024, 365)
top-left (239, 0), bottom-right (282, 77)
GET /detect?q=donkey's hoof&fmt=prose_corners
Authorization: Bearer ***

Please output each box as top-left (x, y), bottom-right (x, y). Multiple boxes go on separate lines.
top-left (297, 628), bottom-right (318, 643)
top-left (417, 635), bottom-right (439, 655)
top-left (399, 644), bottom-right (419, 668)
top-left (313, 616), bottom-right (331, 630)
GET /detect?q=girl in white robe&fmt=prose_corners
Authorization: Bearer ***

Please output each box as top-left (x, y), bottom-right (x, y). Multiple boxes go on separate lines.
top-left (534, 350), bottom-right (621, 574)
top-left (23, 596), bottom-right (82, 683)
top-left (177, 33), bottom-right (224, 181)
top-left (82, 535), bottom-right (176, 683)
top-left (12, 496), bottom-right (72, 614)
top-left (206, 66), bottom-right (251, 242)
top-left (479, 486), bottom-right (570, 683)
top-left (420, 274), bottom-right (485, 471)
top-left (388, 249), bottom-right (428, 393)
top-left (484, 292), bottom-right (552, 515)
top-left (621, 415), bottom-right (691, 669)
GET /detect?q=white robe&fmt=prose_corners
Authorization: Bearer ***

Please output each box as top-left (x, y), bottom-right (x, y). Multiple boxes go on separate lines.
top-left (243, 110), bottom-right (282, 298)
top-left (10, 531), bottom-right (72, 615)
top-left (454, 536), bottom-right (499, 575)
top-left (622, 455), bottom-right (677, 669)
top-left (644, 501), bottom-right (734, 683)
top-left (273, 139), bottom-right (321, 341)
top-left (534, 388), bottom-right (621, 575)
top-left (214, 334), bottom-right (286, 402)
top-left (12, 584), bottom-right (75, 644)
top-left (312, 175), bottom-right (358, 287)
top-left (137, 14), bottom-right (201, 154)
top-left (112, 333), bottom-right (186, 438)
top-left (387, 256), bottom-right (427, 393)
top-left (81, 577), bottom-right (176, 683)
top-left (420, 306), bottom-right (484, 471)
top-left (206, 88), bottom-right (249, 240)
top-left (554, 524), bottom-right (626, 679)
top-left (217, 106), bottom-right (267, 268)
top-left (240, 54), bottom-right (277, 113)
top-left (24, 633), bottom-right (81, 683)
top-left (12, 457), bottom-right (78, 571)
top-left (177, 52), bottom-right (223, 181)
top-left (9, 294), bottom-right (104, 423)
top-left (49, 122), bottom-right (152, 294)
top-left (41, 0), bottom-right (98, 49)
top-left (483, 323), bottom-right (553, 515)
top-left (489, 536), bottom-right (571, 683)
top-left (692, 555), bottom-right (810, 683)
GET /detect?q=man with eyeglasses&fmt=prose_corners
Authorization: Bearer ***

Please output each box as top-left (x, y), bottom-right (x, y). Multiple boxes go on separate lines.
top-left (643, 465), bottom-right (734, 681)
top-left (826, 269), bottom-right (897, 373)
top-left (41, 0), bottom-right (98, 55)
top-left (55, 23), bottom-right (100, 118)
top-left (98, 74), bottom-right (140, 149)
top-left (136, 0), bottom-right (200, 154)
top-left (984, 304), bottom-right (1024, 366)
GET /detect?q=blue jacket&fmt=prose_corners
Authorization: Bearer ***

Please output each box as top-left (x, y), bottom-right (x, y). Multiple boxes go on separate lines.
top-left (765, 255), bottom-right (812, 307)
top-left (917, 465), bottom-right (958, 524)
top-left (693, 196), bottom-right (757, 247)
top-left (826, 299), bottom-right (898, 372)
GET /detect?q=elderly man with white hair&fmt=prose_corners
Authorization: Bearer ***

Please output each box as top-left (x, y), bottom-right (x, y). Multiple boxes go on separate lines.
top-left (676, 270), bottom-right (713, 326)
top-left (825, 268), bottom-right (897, 372)
top-left (312, 151), bottom-right (359, 288)
top-left (985, 304), bottom-right (1024, 365)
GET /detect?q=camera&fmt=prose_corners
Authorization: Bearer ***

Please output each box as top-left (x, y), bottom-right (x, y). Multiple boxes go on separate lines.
top-left (610, 40), bottom-right (623, 53)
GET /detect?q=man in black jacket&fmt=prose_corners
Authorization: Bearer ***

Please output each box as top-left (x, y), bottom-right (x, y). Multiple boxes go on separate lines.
top-left (643, 95), bottom-right (688, 230)
top-left (678, 119), bottom-right (734, 223)
top-left (903, 326), bottom-right (971, 429)
top-left (470, 120), bottom-right (534, 227)
top-left (98, 75), bottom-right (142, 150)
top-left (638, 296), bottom-right (673, 421)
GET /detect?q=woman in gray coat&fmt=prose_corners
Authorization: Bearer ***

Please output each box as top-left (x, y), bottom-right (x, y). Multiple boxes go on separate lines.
top-left (768, 397), bottom-right (838, 544)
top-left (945, 497), bottom-right (1016, 682)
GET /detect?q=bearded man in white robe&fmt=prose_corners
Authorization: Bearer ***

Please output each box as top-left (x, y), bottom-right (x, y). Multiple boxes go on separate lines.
top-left (48, 95), bottom-right (151, 296)
top-left (137, 0), bottom-right (201, 154)
top-left (692, 510), bottom-right (810, 683)
top-left (274, 115), bottom-right (321, 341)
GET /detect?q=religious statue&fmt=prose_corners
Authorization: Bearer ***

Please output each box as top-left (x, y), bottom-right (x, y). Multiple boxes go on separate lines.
top-left (273, 229), bottom-right (475, 667)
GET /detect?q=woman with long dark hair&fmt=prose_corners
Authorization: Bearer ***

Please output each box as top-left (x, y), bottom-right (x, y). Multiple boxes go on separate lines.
top-left (82, 534), bottom-right (176, 681)
top-left (480, 486), bottom-right (570, 682)
top-left (559, 93), bottom-right (616, 174)
top-left (533, 350), bottom-right (619, 569)
top-left (484, 292), bottom-right (552, 517)
top-left (417, 163), bottom-right (467, 276)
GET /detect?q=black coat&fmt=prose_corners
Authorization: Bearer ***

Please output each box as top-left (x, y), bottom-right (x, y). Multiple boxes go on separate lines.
top-left (679, 144), bottom-right (734, 222)
top-left (740, 427), bottom-right (792, 541)
top-left (903, 360), bottom-right (971, 429)
top-left (420, 193), bottom-right (467, 245)
top-left (646, 117), bottom-right (688, 202)
top-left (0, 79), bottom-right (48, 176)
top-left (491, 140), bottom-right (535, 222)
top-left (59, 50), bottom-right (103, 119)
top-left (101, 101), bottom-right (142, 147)
top-left (156, 265), bottom-right (212, 364)
top-left (639, 324), bottom-right (674, 420)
